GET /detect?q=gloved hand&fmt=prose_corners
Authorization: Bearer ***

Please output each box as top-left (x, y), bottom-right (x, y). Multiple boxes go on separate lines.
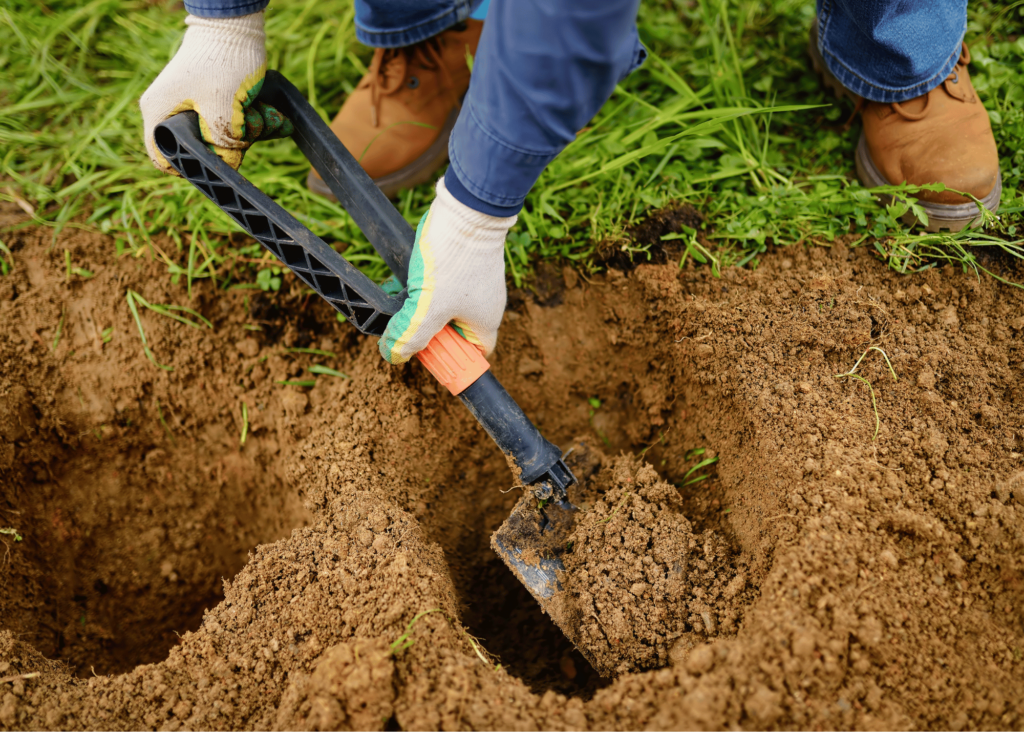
top-left (140, 11), bottom-right (291, 174)
top-left (379, 178), bottom-right (516, 364)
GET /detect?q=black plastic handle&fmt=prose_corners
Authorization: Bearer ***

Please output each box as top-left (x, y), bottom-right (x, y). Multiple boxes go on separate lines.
top-left (155, 110), bottom-right (403, 336)
top-left (154, 71), bottom-right (575, 496)
top-left (253, 71), bottom-right (414, 284)
top-left (459, 373), bottom-right (575, 491)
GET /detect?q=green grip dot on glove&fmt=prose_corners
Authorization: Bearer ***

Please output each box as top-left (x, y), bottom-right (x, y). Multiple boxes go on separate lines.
top-left (242, 100), bottom-right (295, 143)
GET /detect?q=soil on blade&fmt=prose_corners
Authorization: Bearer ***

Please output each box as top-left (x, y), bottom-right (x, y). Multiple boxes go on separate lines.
top-left (555, 449), bottom-right (746, 677)
top-left (2, 204), bottom-right (1024, 730)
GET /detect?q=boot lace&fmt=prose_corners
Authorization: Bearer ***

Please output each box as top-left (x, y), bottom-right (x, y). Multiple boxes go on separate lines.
top-left (891, 42), bottom-right (970, 122)
top-left (367, 37), bottom-right (461, 128)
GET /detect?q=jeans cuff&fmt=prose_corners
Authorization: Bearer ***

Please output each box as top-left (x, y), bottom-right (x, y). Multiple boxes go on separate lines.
top-left (818, 12), bottom-right (966, 104)
top-left (356, 1), bottom-right (474, 48)
top-left (184, 0), bottom-right (267, 18)
top-left (623, 37), bottom-right (648, 83)
top-left (444, 168), bottom-right (523, 217)
top-left (447, 101), bottom-right (558, 214)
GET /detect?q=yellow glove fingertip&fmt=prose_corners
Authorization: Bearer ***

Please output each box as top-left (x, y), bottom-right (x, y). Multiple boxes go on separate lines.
top-left (215, 146), bottom-right (246, 171)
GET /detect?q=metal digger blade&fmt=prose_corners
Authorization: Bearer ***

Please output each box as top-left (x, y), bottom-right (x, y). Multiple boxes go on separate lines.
top-left (491, 487), bottom-right (600, 671)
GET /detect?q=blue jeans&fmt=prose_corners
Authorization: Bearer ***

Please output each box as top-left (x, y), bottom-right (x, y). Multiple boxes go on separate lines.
top-left (326, 0), bottom-right (967, 104)
top-left (182, 0), bottom-right (645, 216)
top-left (353, 0), bottom-right (488, 48)
top-left (816, 0), bottom-right (968, 103)
top-left (351, 0), bottom-right (647, 217)
top-left (182, 0), bottom-right (967, 213)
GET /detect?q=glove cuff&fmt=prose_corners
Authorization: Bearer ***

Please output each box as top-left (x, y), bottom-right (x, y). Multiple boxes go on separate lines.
top-left (184, 10), bottom-right (266, 43)
top-left (433, 177), bottom-right (517, 252)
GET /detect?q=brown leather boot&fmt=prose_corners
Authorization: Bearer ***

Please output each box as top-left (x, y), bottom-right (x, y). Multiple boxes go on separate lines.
top-left (308, 20), bottom-right (482, 200)
top-left (809, 20), bottom-right (1001, 232)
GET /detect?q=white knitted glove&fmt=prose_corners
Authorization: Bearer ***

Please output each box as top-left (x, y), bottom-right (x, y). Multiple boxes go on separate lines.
top-left (140, 12), bottom-right (288, 174)
top-left (379, 178), bottom-right (516, 364)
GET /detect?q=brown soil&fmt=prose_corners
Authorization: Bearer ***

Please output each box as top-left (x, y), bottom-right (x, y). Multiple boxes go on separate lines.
top-left (556, 450), bottom-right (745, 677)
top-left (2, 203), bottom-right (1024, 730)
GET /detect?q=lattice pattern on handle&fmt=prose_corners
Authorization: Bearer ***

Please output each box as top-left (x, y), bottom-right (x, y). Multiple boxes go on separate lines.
top-left (155, 113), bottom-right (402, 337)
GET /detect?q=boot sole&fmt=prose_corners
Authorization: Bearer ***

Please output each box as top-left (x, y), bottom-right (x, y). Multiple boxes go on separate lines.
top-left (808, 18), bottom-right (1000, 233)
top-left (854, 135), bottom-right (1002, 233)
top-left (306, 106), bottom-right (459, 202)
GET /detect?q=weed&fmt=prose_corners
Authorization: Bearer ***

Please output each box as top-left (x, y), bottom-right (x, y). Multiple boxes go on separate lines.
top-left (834, 346), bottom-right (899, 440)
top-left (0, 239), bottom-right (13, 276)
top-left (256, 268), bottom-right (282, 292)
top-left (51, 306), bottom-right (65, 352)
top-left (638, 430), bottom-right (667, 458)
top-left (0, 528), bottom-right (23, 542)
top-left (126, 288), bottom-right (212, 370)
top-left (461, 630), bottom-right (494, 668)
top-left (389, 608), bottom-right (442, 655)
top-left (245, 354), bottom-right (270, 375)
top-left (679, 447), bottom-right (719, 486)
top-left (665, 227), bottom-right (720, 276)
top-left (131, 290), bottom-right (212, 330)
top-left (432, 612), bottom-right (501, 670)
top-left (126, 291), bottom-right (172, 371)
top-left (239, 401), bottom-right (249, 447)
top-left (875, 228), bottom-right (1024, 288)
top-left (62, 249), bottom-right (94, 280)
top-left (308, 364), bottom-right (348, 378)
top-left (682, 456), bottom-right (719, 486)
top-left (286, 346), bottom-right (337, 358)
top-left (101, 327), bottom-right (113, 344)
top-left (156, 399), bottom-right (176, 446)
top-left (599, 489), bottom-right (633, 524)
top-left (276, 379), bottom-right (316, 388)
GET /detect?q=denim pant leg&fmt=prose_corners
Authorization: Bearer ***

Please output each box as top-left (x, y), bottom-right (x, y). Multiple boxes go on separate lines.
top-left (355, 0), bottom-right (486, 48)
top-left (816, 0), bottom-right (967, 103)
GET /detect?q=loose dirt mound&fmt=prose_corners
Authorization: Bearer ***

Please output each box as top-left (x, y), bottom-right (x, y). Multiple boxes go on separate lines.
top-left (555, 448), bottom-right (746, 677)
top-left (2, 205), bottom-right (1023, 730)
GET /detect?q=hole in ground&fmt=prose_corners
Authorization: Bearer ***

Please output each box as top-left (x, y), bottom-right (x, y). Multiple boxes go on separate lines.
top-left (3, 406), bottom-right (310, 677)
top-left (416, 356), bottom-right (734, 694)
top-left (417, 447), bottom-right (608, 697)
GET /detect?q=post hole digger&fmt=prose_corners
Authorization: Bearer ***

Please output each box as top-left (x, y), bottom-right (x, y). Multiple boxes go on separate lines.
top-left (154, 70), bottom-right (597, 671)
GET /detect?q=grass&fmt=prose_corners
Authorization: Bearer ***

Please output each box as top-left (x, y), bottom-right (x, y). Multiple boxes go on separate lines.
top-left (155, 398), bottom-right (176, 445)
top-left (598, 489), bottom-right (633, 524)
top-left (1, 0), bottom-right (1023, 291)
top-left (389, 608), bottom-right (442, 655)
top-left (51, 306), bottom-right (66, 352)
top-left (0, 528), bottom-right (23, 542)
top-left (834, 346), bottom-right (899, 441)
top-left (239, 401), bottom-right (249, 447)
top-left (681, 448), bottom-right (720, 486)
